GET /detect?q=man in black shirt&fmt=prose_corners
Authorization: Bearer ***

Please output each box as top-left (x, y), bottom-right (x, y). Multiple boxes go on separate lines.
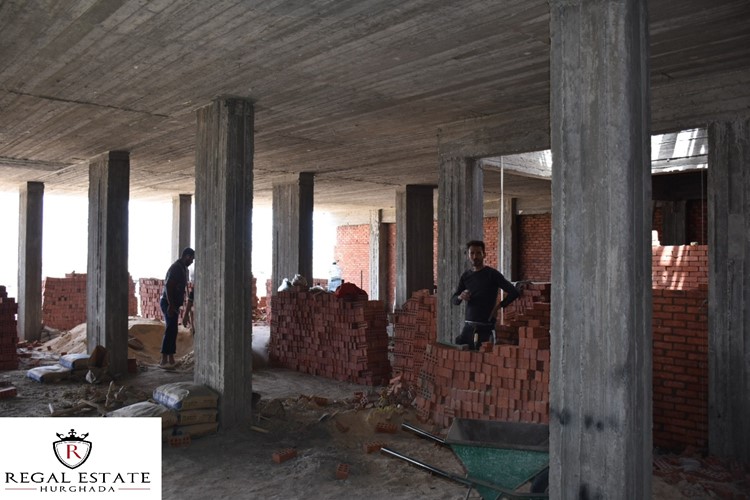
top-left (452, 240), bottom-right (519, 349)
top-left (160, 247), bottom-right (195, 367)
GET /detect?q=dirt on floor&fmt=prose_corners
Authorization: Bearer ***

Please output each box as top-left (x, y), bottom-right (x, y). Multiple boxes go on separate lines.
top-left (1, 320), bottom-right (748, 499)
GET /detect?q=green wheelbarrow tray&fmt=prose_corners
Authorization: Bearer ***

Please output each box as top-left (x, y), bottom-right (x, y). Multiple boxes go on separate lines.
top-left (381, 418), bottom-right (550, 500)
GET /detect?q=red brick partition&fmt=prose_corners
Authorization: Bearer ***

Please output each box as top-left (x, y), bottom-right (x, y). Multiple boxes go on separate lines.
top-left (268, 291), bottom-right (390, 386)
top-left (0, 286), bottom-right (19, 371)
top-left (652, 245), bottom-right (708, 289)
top-left (652, 286), bottom-right (708, 449)
top-left (42, 273), bottom-right (138, 330)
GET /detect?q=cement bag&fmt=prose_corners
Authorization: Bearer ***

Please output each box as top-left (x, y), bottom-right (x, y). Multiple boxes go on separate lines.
top-left (178, 408), bottom-right (218, 426)
top-left (59, 353), bottom-right (90, 370)
top-left (162, 422), bottom-right (218, 441)
top-left (26, 364), bottom-right (72, 383)
top-left (153, 382), bottom-right (219, 411)
top-left (107, 401), bottom-right (178, 429)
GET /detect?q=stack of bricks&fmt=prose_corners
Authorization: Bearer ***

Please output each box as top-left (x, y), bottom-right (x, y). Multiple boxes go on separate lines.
top-left (42, 273), bottom-right (138, 330)
top-left (0, 286), bottom-right (18, 371)
top-left (388, 286), bottom-right (551, 428)
top-left (652, 285), bottom-right (708, 450)
top-left (497, 283), bottom-right (551, 343)
top-left (268, 291), bottom-right (390, 386)
top-left (139, 278), bottom-right (258, 321)
top-left (652, 245), bottom-right (708, 289)
top-left (391, 289), bottom-right (436, 387)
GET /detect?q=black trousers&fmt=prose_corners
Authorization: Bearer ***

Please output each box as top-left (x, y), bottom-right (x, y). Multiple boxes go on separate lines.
top-left (455, 323), bottom-right (494, 350)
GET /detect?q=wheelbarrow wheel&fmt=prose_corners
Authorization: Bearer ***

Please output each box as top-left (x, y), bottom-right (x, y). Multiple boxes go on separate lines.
top-left (530, 467), bottom-right (549, 493)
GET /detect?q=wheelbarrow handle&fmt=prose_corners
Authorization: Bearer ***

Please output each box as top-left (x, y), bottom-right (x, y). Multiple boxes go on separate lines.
top-left (379, 447), bottom-right (472, 487)
top-left (401, 422), bottom-right (446, 445)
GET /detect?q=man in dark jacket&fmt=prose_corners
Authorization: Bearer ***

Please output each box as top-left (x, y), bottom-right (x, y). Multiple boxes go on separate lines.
top-left (452, 240), bottom-right (519, 350)
top-left (160, 247), bottom-right (195, 367)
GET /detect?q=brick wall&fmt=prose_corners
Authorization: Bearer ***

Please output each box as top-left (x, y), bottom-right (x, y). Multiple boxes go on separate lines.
top-left (652, 286), bottom-right (708, 450)
top-left (652, 245), bottom-right (708, 289)
top-left (42, 273), bottom-right (138, 330)
top-left (518, 213), bottom-right (552, 281)
top-left (395, 285), bottom-right (552, 428)
top-left (334, 225), bottom-right (371, 292)
top-left (268, 291), bottom-right (390, 385)
top-left (0, 286), bottom-right (18, 371)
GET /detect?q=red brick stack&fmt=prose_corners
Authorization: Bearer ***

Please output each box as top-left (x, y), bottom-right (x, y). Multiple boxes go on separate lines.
top-left (42, 273), bottom-right (138, 330)
top-left (386, 286), bottom-right (552, 428)
top-left (268, 291), bottom-right (390, 385)
top-left (497, 282), bottom-right (551, 342)
top-left (391, 289), bottom-right (436, 387)
top-left (0, 286), bottom-right (19, 371)
top-left (138, 278), bottom-right (164, 319)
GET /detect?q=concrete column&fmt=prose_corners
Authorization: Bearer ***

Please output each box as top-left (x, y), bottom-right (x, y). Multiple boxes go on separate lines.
top-left (661, 200), bottom-right (686, 245)
top-left (271, 173), bottom-right (314, 291)
top-left (194, 97), bottom-right (254, 428)
top-left (87, 151), bottom-right (130, 376)
top-left (499, 197), bottom-right (516, 279)
top-left (708, 119), bottom-right (750, 462)
top-left (171, 194), bottom-right (192, 259)
top-left (369, 209), bottom-right (388, 302)
top-left (395, 185), bottom-right (434, 308)
top-left (550, 0), bottom-right (652, 498)
top-left (17, 182), bottom-right (44, 342)
top-left (437, 157), bottom-right (483, 345)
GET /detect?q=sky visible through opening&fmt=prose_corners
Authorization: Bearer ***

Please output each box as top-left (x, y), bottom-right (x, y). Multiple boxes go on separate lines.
top-left (0, 192), bottom-right (335, 299)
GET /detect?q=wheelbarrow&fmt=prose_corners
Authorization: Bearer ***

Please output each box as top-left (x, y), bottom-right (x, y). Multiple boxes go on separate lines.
top-left (380, 418), bottom-right (549, 500)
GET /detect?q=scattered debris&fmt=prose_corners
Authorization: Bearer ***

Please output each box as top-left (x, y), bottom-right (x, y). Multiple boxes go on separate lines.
top-left (272, 448), bottom-right (298, 464)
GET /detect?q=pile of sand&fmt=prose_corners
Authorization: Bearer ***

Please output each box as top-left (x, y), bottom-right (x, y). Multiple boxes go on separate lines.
top-left (42, 317), bottom-right (194, 366)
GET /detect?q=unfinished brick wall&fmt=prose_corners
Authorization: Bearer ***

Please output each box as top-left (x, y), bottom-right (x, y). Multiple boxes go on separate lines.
top-left (651, 244), bottom-right (708, 450)
top-left (652, 200), bottom-right (707, 246)
top-left (518, 214), bottom-right (552, 281)
top-left (394, 284), bottom-right (552, 427)
top-left (42, 273), bottom-right (137, 330)
top-left (334, 224), bottom-right (371, 292)
top-left (268, 291), bottom-right (390, 385)
top-left (652, 286), bottom-right (708, 450)
top-left (652, 245), bottom-right (708, 289)
top-left (0, 286), bottom-right (18, 371)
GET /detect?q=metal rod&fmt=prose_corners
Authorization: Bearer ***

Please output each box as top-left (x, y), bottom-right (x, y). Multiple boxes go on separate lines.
top-left (379, 447), bottom-right (472, 487)
top-left (400, 422), bottom-right (446, 445)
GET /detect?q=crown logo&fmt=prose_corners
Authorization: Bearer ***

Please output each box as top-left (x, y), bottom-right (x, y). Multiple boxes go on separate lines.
top-left (56, 429), bottom-right (89, 442)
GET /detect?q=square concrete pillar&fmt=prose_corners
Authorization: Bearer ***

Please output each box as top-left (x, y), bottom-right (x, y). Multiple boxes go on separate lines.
top-left (708, 119), bottom-right (750, 462)
top-left (395, 185), bottom-right (434, 308)
top-left (171, 194), bottom-right (192, 260)
top-left (549, 0), bottom-right (652, 497)
top-left (87, 151), bottom-right (130, 376)
top-left (271, 172), bottom-right (314, 291)
top-left (194, 97), bottom-right (254, 428)
top-left (437, 157), bottom-right (483, 345)
top-left (17, 181), bottom-right (44, 342)
top-left (369, 209), bottom-right (388, 302)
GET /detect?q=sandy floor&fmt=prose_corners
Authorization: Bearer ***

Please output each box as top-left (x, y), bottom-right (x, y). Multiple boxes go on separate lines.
top-left (1, 321), bottom-right (746, 499)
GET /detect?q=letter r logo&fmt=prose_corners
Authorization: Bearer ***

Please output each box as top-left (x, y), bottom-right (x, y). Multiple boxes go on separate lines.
top-left (66, 444), bottom-right (82, 459)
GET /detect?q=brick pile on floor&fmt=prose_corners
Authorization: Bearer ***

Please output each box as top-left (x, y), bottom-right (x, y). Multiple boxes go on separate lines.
top-left (391, 289), bottom-right (436, 388)
top-left (42, 273), bottom-right (137, 330)
top-left (269, 291), bottom-right (390, 386)
top-left (0, 286), bottom-right (18, 372)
